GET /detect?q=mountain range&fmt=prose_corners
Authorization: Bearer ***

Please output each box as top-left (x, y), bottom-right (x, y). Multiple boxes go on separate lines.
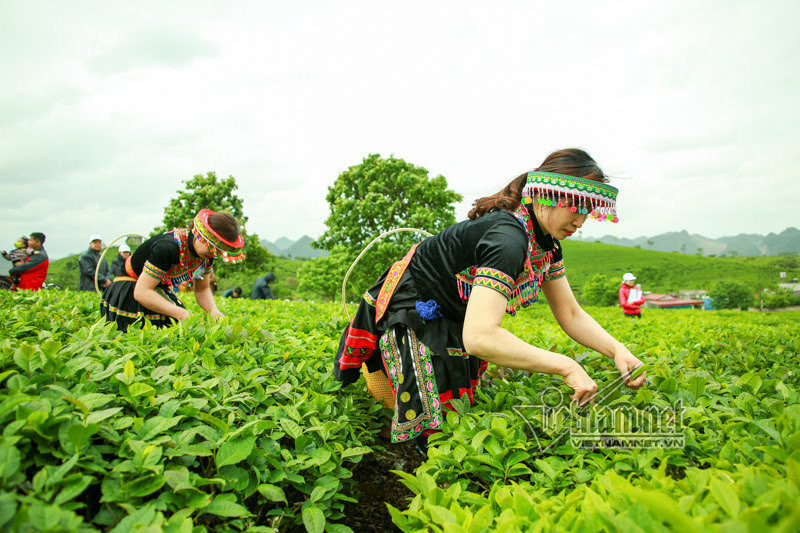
top-left (259, 227), bottom-right (800, 259)
top-left (259, 235), bottom-right (329, 259)
top-left (577, 227), bottom-right (800, 257)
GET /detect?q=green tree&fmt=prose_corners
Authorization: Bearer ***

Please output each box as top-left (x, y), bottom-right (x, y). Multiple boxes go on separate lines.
top-left (297, 246), bottom-right (355, 301)
top-left (581, 274), bottom-right (620, 306)
top-left (311, 154), bottom-right (463, 296)
top-left (760, 287), bottom-right (800, 309)
top-left (155, 172), bottom-right (246, 232)
top-left (155, 172), bottom-right (274, 277)
top-left (708, 280), bottom-right (755, 310)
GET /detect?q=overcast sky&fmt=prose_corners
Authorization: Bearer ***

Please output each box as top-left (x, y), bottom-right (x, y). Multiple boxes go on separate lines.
top-left (2, 1), bottom-right (799, 263)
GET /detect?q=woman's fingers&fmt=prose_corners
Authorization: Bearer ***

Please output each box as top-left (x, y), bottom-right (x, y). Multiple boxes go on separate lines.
top-left (626, 371), bottom-right (647, 389)
top-left (570, 381), bottom-right (598, 407)
top-left (564, 364), bottom-right (598, 407)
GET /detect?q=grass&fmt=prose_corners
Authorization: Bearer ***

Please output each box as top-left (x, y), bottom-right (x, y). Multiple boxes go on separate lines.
top-left (560, 240), bottom-right (800, 293)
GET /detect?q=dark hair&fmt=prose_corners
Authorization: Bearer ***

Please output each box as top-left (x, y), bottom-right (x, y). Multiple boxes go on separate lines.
top-left (207, 212), bottom-right (240, 242)
top-left (468, 148), bottom-right (608, 220)
top-left (30, 232), bottom-right (46, 244)
top-left (234, 287), bottom-right (242, 294)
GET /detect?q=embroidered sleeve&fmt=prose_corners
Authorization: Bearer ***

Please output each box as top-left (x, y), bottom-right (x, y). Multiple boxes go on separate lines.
top-left (469, 215), bottom-right (528, 300)
top-left (474, 216), bottom-right (528, 280)
top-left (143, 261), bottom-right (169, 283)
top-left (544, 259), bottom-right (566, 281)
top-left (473, 268), bottom-right (515, 299)
top-left (143, 239), bottom-right (179, 283)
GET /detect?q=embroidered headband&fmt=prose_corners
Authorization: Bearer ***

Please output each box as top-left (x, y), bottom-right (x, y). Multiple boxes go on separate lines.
top-left (192, 209), bottom-right (247, 263)
top-left (522, 171), bottom-right (619, 223)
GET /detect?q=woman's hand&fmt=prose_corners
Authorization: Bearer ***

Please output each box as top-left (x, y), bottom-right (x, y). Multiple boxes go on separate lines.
top-left (209, 309), bottom-right (225, 321)
top-left (613, 347), bottom-right (646, 389)
top-left (174, 307), bottom-right (191, 321)
top-left (563, 362), bottom-right (598, 407)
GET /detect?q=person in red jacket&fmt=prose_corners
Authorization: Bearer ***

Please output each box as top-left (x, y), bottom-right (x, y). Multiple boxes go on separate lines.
top-left (619, 272), bottom-right (645, 318)
top-left (9, 232), bottom-right (49, 291)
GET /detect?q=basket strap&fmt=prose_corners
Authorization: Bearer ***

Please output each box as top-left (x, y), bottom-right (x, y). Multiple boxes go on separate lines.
top-left (375, 244), bottom-right (419, 323)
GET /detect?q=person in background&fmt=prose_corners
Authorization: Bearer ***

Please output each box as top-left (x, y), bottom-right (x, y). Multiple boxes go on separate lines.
top-left (2, 236), bottom-right (31, 287)
top-left (100, 209), bottom-right (245, 332)
top-left (79, 235), bottom-right (112, 291)
top-left (110, 244), bottom-right (132, 278)
top-left (619, 272), bottom-right (645, 318)
top-left (10, 232), bottom-right (49, 291)
top-left (251, 272), bottom-right (276, 300)
top-left (2, 236), bottom-right (31, 265)
top-left (222, 286), bottom-right (243, 298)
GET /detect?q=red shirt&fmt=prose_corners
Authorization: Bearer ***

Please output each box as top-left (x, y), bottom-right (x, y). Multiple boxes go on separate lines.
top-left (619, 282), bottom-right (645, 315)
top-left (12, 250), bottom-right (50, 291)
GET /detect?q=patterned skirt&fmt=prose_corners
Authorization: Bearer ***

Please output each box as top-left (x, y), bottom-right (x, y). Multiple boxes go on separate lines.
top-left (100, 280), bottom-right (184, 333)
top-left (334, 269), bottom-right (488, 443)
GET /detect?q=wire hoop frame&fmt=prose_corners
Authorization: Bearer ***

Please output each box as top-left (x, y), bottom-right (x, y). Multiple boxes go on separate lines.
top-left (95, 234), bottom-right (146, 295)
top-left (341, 227), bottom-right (433, 321)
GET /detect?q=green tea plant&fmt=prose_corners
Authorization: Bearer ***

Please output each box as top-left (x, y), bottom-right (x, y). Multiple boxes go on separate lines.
top-left (2, 290), bottom-right (799, 532)
top-left (0, 290), bottom-right (382, 532)
top-left (390, 306), bottom-right (800, 532)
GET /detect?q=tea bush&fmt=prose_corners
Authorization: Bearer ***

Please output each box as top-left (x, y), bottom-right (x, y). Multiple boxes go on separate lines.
top-left (2, 290), bottom-right (799, 532)
top-left (391, 307), bottom-right (800, 532)
top-left (0, 290), bottom-right (382, 532)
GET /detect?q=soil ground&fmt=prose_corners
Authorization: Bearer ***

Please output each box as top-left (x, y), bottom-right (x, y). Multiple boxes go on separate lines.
top-left (338, 441), bottom-right (426, 532)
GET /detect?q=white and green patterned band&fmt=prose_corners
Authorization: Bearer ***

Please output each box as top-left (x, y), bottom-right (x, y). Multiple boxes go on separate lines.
top-left (523, 171), bottom-right (619, 222)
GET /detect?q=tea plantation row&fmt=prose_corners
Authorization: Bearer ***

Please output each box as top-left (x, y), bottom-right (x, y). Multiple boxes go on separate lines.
top-left (1, 289), bottom-right (799, 532)
top-left (393, 305), bottom-right (800, 531)
top-left (1, 291), bottom-right (380, 532)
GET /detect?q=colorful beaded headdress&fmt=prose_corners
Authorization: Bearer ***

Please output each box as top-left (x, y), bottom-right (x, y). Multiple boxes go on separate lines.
top-left (522, 171), bottom-right (619, 222)
top-left (192, 209), bottom-right (246, 263)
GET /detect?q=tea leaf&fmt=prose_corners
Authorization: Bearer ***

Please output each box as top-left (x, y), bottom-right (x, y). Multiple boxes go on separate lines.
top-left (280, 418), bottom-right (303, 439)
top-left (302, 505), bottom-right (326, 533)
top-left (341, 446), bottom-right (371, 460)
top-left (204, 496), bottom-right (251, 517)
top-left (124, 360), bottom-right (134, 380)
top-left (216, 436), bottom-right (256, 468)
top-left (258, 483), bottom-right (287, 504)
top-left (86, 407), bottom-right (123, 425)
top-left (709, 478), bottom-right (741, 518)
top-left (128, 382), bottom-right (156, 397)
top-left (0, 443), bottom-right (21, 481)
top-left (13, 343), bottom-right (41, 374)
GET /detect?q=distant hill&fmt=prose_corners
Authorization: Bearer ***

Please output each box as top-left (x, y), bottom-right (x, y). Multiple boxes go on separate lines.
top-left (259, 239), bottom-right (282, 256)
top-left (259, 235), bottom-right (329, 259)
top-left (274, 237), bottom-right (295, 251)
top-left (579, 227), bottom-right (800, 257)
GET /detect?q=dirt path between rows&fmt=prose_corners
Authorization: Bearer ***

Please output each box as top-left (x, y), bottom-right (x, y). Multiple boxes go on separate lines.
top-left (338, 441), bottom-right (426, 532)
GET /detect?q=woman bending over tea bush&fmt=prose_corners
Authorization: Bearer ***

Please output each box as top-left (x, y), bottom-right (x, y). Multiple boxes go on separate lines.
top-left (333, 148), bottom-right (646, 444)
top-left (100, 210), bottom-right (245, 332)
